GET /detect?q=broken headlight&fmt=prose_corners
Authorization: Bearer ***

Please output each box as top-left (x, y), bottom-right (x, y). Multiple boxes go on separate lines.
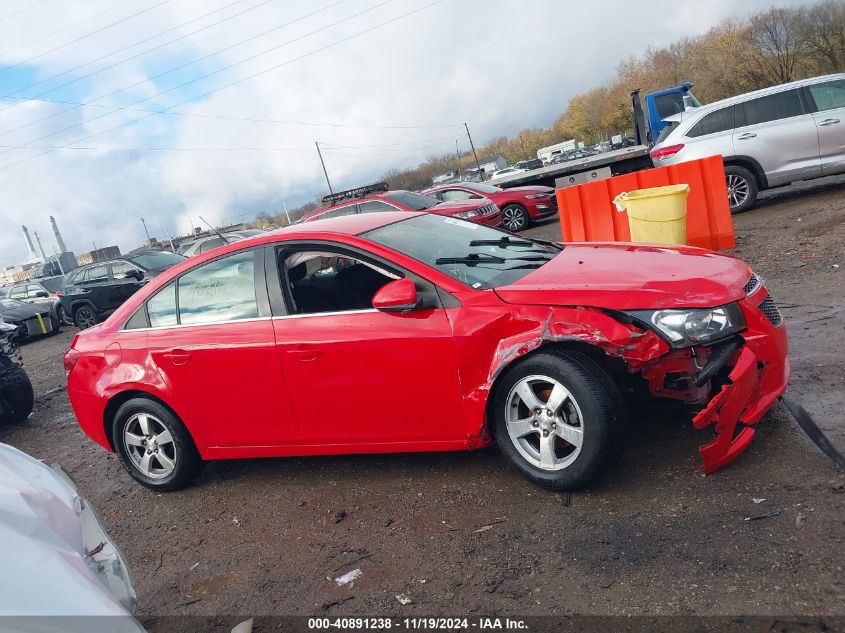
top-left (628, 303), bottom-right (745, 348)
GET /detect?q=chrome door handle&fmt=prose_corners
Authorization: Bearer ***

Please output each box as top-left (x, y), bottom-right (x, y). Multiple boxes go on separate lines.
top-left (737, 132), bottom-right (757, 140)
top-left (818, 118), bottom-right (840, 126)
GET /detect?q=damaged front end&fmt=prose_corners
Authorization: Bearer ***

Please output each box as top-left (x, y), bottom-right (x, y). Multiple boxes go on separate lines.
top-left (633, 281), bottom-right (789, 473)
top-left (469, 275), bottom-right (788, 475)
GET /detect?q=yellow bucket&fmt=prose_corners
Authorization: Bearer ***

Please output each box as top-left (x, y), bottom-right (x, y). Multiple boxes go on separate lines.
top-left (613, 184), bottom-right (690, 245)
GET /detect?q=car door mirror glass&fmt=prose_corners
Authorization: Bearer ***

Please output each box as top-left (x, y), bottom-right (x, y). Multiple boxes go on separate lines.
top-left (34, 291), bottom-right (48, 298)
top-left (371, 278), bottom-right (419, 313)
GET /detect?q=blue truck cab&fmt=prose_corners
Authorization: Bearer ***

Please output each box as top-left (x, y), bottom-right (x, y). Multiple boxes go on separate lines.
top-left (644, 82), bottom-right (701, 142)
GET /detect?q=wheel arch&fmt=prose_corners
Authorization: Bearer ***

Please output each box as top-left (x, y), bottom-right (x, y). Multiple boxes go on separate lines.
top-left (70, 299), bottom-right (98, 316)
top-left (102, 389), bottom-right (198, 452)
top-left (485, 340), bottom-right (627, 419)
top-left (723, 156), bottom-right (769, 190)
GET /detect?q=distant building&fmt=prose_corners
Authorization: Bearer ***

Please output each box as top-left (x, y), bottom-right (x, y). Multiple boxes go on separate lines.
top-left (76, 246), bottom-right (121, 266)
top-left (0, 262), bottom-right (37, 285)
top-left (31, 252), bottom-right (77, 278)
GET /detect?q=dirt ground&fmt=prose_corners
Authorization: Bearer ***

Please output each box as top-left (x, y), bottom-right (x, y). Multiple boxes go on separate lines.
top-left (2, 177), bottom-right (844, 627)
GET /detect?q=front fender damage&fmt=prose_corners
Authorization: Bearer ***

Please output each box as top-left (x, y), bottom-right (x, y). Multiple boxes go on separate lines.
top-left (468, 305), bottom-right (786, 475)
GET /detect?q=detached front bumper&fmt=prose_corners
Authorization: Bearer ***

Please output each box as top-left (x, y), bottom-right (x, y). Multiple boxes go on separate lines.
top-left (692, 290), bottom-right (789, 474)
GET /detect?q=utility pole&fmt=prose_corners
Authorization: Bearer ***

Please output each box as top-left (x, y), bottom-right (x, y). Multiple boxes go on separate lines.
top-left (282, 200), bottom-right (291, 225)
top-left (464, 122), bottom-right (481, 173)
top-left (140, 217), bottom-right (151, 241)
top-left (455, 139), bottom-right (461, 180)
top-left (315, 142), bottom-right (333, 195)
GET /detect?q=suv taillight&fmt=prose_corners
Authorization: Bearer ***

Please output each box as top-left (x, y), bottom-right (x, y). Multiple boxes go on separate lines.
top-left (651, 144), bottom-right (684, 160)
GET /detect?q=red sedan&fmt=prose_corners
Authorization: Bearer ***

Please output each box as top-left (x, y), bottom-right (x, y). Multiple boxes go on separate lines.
top-left (301, 182), bottom-right (501, 227)
top-left (422, 182), bottom-right (557, 231)
top-left (65, 212), bottom-right (788, 491)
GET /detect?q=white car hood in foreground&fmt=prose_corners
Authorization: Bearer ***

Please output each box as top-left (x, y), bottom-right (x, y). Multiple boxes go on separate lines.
top-left (0, 443), bottom-right (144, 632)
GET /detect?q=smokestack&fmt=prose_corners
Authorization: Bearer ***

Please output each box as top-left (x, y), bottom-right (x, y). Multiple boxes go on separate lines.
top-left (21, 225), bottom-right (37, 261)
top-left (33, 231), bottom-right (48, 262)
top-left (49, 215), bottom-right (67, 253)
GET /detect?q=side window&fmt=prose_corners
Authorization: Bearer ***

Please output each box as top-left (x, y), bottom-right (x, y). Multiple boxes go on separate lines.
top-left (198, 237), bottom-right (225, 253)
top-left (282, 250), bottom-right (397, 315)
top-left (738, 89), bottom-right (804, 127)
top-left (320, 205), bottom-right (357, 219)
top-left (84, 264), bottom-right (109, 283)
top-left (111, 261), bottom-right (140, 280)
top-left (65, 269), bottom-right (81, 285)
top-left (147, 283), bottom-right (177, 328)
top-left (26, 284), bottom-right (45, 297)
top-left (178, 250), bottom-right (258, 325)
top-left (9, 286), bottom-right (26, 299)
top-left (808, 79), bottom-right (845, 112)
top-left (357, 200), bottom-right (394, 214)
top-left (440, 189), bottom-right (473, 202)
top-left (687, 106), bottom-right (735, 138)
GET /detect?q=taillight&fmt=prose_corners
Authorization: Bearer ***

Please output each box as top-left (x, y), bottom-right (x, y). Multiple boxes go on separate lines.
top-left (55, 290), bottom-right (62, 297)
top-left (650, 144), bottom-right (684, 160)
top-left (64, 335), bottom-right (80, 375)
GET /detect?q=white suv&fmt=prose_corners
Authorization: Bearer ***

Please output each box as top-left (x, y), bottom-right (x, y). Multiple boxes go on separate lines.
top-left (651, 73), bottom-right (845, 212)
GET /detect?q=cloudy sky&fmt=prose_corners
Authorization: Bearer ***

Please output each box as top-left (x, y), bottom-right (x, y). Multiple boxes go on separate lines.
top-left (0, 0), bottom-right (821, 266)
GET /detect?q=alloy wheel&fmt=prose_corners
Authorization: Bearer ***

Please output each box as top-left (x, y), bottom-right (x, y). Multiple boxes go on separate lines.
top-left (502, 206), bottom-right (527, 231)
top-left (505, 374), bottom-right (584, 471)
top-left (123, 412), bottom-right (177, 479)
top-left (726, 174), bottom-right (750, 210)
top-left (75, 307), bottom-right (96, 329)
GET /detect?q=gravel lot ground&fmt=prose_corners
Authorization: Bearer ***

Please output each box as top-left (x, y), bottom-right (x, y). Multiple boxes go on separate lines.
top-left (2, 177), bottom-right (843, 629)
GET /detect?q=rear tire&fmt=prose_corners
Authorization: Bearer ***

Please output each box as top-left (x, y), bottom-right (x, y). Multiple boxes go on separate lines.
top-left (74, 305), bottom-right (97, 330)
top-left (0, 361), bottom-right (34, 425)
top-left (111, 398), bottom-right (204, 491)
top-left (725, 165), bottom-right (758, 214)
top-left (501, 204), bottom-right (530, 231)
top-left (491, 350), bottom-right (625, 491)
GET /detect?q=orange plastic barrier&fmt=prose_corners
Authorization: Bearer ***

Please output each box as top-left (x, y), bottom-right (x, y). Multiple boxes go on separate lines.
top-left (555, 155), bottom-right (735, 250)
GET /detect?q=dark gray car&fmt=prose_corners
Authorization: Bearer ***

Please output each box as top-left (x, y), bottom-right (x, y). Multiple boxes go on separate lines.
top-left (0, 298), bottom-right (58, 341)
top-left (5, 276), bottom-right (69, 325)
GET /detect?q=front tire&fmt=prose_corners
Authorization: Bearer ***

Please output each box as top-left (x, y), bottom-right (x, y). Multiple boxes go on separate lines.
top-left (0, 361), bottom-right (34, 425)
top-left (725, 165), bottom-right (758, 214)
top-left (491, 351), bottom-right (624, 491)
top-left (111, 398), bottom-right (204, 491)
top-left (501, 204), bottom-right (530, 231)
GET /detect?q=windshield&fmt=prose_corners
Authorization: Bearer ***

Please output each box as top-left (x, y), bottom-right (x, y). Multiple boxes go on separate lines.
top-left (39, 277), bottom-right (64, 293)
top-left (363, 214), bottom-right (559, 289)
top-left (464, 182), bottom-right (502, 194)
top-left (129, 251), bottom-right (186, 271)
top-left (385, 191), bottom-right (439, 211)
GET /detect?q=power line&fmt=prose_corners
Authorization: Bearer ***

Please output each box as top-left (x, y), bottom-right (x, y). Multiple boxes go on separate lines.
top-left (0, 0), bottom-right (257, 109)
top-left (0, 0), bottom-right (50, 23)
top-left (0, 0), bottom-right (449, 172)
top-left (0, 144), bottom-right (311, 151)
top-left (0, 0), bottom-right (374, 149)
top-left (0, 0), bottom-right (136, 61)
top-left (0, 0), bottom-right (174, 78)
top-left (319, 134), bottom-right (459, 148)
top-left (0, 93), bottom-right (464, 129)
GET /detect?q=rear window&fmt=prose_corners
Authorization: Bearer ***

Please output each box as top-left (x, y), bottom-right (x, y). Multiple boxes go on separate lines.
top-left (129, 251), bottom-right (185, 272)
top-left (385, 191), bottom-right (438, 210)
top-left (39, 277), bottom-right (64, 293)
top-left (686, 106), bottom-right (735, 138)
top-left (808, 79), bottom-right (845, 112)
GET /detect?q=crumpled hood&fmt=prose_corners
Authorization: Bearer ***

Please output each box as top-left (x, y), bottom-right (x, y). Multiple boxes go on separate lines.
top-left (494, 242), bottom-right (750, 310)
top-left (0, 305), bottom-right (46, 322)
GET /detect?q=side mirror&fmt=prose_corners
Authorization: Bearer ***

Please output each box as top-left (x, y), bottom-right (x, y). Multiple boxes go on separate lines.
top-left (34, 291), bottom-right (49, 298)
top-left (469, 193), bottom-right (483, 199)
top-left (371, 278), bottom-right (420, 313)
top-left (126, 269), bottom-right (145, 281)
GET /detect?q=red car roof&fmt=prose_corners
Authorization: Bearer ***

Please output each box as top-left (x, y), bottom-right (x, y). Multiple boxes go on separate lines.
top-left (270, 210), bottom-right (419, 237)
